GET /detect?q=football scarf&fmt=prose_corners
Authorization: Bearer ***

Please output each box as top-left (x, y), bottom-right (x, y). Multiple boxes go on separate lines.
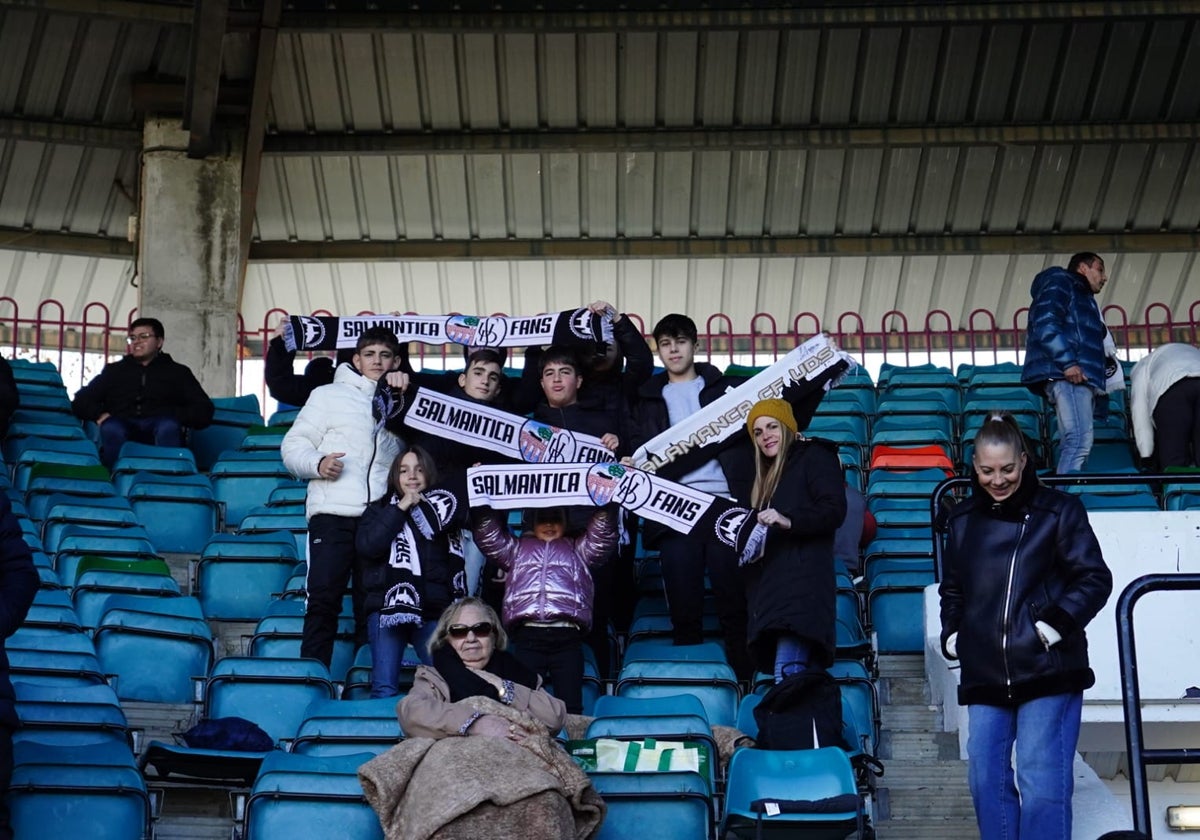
top-left (464, 462), bottom-right (768, 566)
top-left (630, 334), bottom-right (852, 474)
top-left (379, 501), bottom-right (467, 628)
top-left (373, 381), bottom-right (617, 465)
top-left (282, 309), bottom-right (612, 354)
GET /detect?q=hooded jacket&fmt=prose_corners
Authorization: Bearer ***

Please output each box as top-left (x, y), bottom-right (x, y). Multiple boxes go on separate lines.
top-left (71, 351), bottom-right (214, 429)
top-left (281, 363), bottom-right (403, 519)
top-left (1021, 266), bottom-right (1108, 393)
top-left (472, 507), bottom-right (618, 630)
top-left (939, 468), bottom-right (1113, 706)
top-left (1130, 343), bottom-right (1200, 458)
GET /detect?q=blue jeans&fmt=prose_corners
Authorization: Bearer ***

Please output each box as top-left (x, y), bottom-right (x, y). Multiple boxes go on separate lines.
top-left (774, 633), bottom-right (812, 683)
top-left (99, 415), bottom-right (183, 467)
top-left (1047, 380), bottom-right (1094, 473)
top-left (367, 613), bottom-right (435, 698)
top-left (967, 692), bottom-right (1083, 840)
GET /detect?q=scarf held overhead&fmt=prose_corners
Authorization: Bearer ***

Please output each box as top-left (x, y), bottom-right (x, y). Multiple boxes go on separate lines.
top-left (283, 310), bottom-right (612, 353)
top-left (631, 333), bottom-right (853, 473)
top-left (466, 462), bottom-right (767, 565)
top-left (375, 382), bottom-right (617, 465)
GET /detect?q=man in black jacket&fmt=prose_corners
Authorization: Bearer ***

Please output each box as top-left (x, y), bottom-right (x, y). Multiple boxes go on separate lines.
top-left (0, 494), bottom-right (39, 840)
top-left (72, 317), bottom-right (215, 467)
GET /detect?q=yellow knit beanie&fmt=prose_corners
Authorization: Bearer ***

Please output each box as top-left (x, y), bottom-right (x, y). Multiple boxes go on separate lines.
top-left (745, 398), bottom-right (798, 437)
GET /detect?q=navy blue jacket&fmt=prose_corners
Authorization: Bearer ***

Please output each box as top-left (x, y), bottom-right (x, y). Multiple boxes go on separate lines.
top-left (1021, 266), bottom-right (1107, 393)
top-left (0, 495), bottom-right (39, 728)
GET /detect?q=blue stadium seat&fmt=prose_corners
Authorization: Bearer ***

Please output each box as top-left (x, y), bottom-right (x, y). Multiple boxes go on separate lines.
top-left (141, 657), bottom-right (337, 786)
top-left (12, 437), bottom-right (101, 491)
top-left (71, 557), bottom-right (181, 629)
top-left (616, 658), bottom-right (740, 728)
top-left (249, 599), bottom-right (355, 684)
top-left (196, 532), bottom-right (300, 621)
top-left (238, 507), bottom-right (309, 559)
top-left (290, 697), bottom-right (404, 757)
top-left (125, 472), bottom-right (220, 553)
top-left (110, 441), bottom-right (198, 494)
top-left (589, 770), bottom-right (712, 840)
top-left (720, 746), bottom-right (862, 839)
top-left (190, 394), bottom-right (264, 471)
top-left (244, 751), bottom-right (384, 840)
top-left (52, 526), bottom-right (160, 585)
top-left (10, 740), bottom-right (151, 840)
top-left (40, 495), bottom-right (140, 554)
top-left (94, 595), bottom-right (213, 703)
top-left (210, 451), bottom-right (293, 529)
top-left (24, 463), bottom-right (116, 523)
top-left (867, 569), bottom-right (935, 655)
top-left (13, 680), bottom-right (132, 751)
top-left (239, 424), bottom-right (289, 452)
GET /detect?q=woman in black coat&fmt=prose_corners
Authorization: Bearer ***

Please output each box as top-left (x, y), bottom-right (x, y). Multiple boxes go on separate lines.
top-left (939, 413), bottom-right (1112, 840)
top-left (743, 399), bottom-right (847, 681)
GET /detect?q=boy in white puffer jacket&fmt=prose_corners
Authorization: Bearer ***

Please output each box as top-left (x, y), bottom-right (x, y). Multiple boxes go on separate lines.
top-left (282, 327), bottom-right (406, 669)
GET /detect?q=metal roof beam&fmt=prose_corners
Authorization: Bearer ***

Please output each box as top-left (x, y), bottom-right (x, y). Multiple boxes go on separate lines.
top-left (0, 0), bottom-right (192, 23)
top-left (262, 122), bottom-right (1200, 157)
top-left (0, 115), bottom-right (141, 149)
top-left (182, 0), bottom-right (230, 159)
top-left (0, 227), bottom-right (133, 258)
top-left (247, 232), bottom-right (1200, 262)
top-left (277, 2), bottom-right (1200, 32)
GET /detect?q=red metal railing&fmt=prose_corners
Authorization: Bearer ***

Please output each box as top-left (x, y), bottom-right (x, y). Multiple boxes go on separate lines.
top-left (4, 298), bottom-right (1198, 400)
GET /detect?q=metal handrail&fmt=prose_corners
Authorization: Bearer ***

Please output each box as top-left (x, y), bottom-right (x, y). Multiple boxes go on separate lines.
top-left (1117, 574), bottom-right (1200, 837)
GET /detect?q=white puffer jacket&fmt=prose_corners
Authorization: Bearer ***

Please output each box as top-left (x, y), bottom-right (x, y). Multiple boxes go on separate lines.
top-left (281, 363), bottom-right (404, 518)
top-left (1130, 343), bottom-right (1200, 457)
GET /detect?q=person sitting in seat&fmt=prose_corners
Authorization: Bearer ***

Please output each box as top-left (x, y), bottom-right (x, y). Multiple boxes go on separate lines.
top-left (71, 317), bottom-right (214, 468)
top-left (363, 599), bottom-right (602, 839)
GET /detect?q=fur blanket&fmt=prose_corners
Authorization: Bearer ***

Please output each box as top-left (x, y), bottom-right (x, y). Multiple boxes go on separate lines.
top-left (359, 697), bottom-right (605, 840)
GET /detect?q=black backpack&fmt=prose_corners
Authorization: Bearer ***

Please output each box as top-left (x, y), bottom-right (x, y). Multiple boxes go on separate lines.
top-left (753, 670), bottom-right (851, 752)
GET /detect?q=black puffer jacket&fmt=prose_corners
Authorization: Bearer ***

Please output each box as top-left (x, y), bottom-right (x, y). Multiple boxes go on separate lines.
top-left (939, 469), bottom-right (1112, 707)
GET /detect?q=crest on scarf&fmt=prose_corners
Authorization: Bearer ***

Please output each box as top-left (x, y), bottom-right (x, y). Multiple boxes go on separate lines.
top-left (452, 570), bottom-right (468, 599)
top-left (297, 316), bottom-right (326, 350)
top-left (445, 315), bottom-right (507, 347)
top-left (714, 507), bottom-right (752, 549)
top-left (384, 582), bottom-right (420, 611)
top-left (373, 383), bottom-right (405, 429)
top-left (518, 420), bottom-right (578, 463)
top-left (586, 463), bottom-right (626, 505)
top-left (423, 489), bottom-right (458, 529)
top-left (568, 308), bottom-right (594, 340)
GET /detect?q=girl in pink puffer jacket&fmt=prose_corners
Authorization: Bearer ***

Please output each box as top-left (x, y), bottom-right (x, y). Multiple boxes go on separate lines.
top-left (472, 505), bottom-right (617, 714)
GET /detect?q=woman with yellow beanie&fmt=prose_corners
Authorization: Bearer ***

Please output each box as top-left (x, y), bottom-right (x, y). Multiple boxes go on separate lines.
top-left (743, 398), bottom-right (847, 682)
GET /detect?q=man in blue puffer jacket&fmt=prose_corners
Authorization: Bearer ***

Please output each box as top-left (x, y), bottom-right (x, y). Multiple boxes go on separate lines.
top-left (1021, 252), bottom-right (1111, 473)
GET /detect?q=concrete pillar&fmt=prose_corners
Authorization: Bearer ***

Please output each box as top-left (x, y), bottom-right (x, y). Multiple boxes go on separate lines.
top-left (137, 117), bottom-right (241, 398)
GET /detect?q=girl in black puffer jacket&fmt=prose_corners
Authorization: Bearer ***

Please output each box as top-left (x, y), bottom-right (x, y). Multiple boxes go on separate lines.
top-left (939, 413), bottom-right (1112, 840)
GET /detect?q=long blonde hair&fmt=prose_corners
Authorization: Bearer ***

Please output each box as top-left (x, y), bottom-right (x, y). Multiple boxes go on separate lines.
top-left (750, 423), bottom-right (797, 507)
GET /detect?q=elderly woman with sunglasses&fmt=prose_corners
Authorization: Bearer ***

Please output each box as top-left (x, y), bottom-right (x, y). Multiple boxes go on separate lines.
top-left (398, 597), bottom-right (567, 741)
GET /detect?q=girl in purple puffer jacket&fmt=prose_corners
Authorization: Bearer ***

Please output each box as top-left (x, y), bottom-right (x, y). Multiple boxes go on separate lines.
top-left (472, 504), bottom-right (617, 714)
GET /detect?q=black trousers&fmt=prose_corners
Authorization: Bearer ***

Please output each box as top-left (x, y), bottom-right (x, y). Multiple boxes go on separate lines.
top-left (302, 513), bottom-right (365, 668)
top-left (658, 529), bottom-right (752, 681)
top-left (1153, 377), bottom-right (1200, 468)
top-left (510, 625), bottom-right (585, 715)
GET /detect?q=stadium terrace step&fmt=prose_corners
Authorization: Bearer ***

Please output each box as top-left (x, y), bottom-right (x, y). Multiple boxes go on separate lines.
top-left (872, 654), bottom-right (979, 839)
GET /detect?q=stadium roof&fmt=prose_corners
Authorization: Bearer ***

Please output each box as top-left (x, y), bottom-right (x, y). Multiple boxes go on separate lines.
top-left (0, 0), bottom-right (1197, 340)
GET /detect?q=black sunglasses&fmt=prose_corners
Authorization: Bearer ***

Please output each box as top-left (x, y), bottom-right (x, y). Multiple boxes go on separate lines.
top-left (447, 622), bottom-right (494, 640)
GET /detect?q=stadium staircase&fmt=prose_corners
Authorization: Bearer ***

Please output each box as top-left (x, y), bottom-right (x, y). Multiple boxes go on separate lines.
top-left (872, 654), bottom-right (978, 839)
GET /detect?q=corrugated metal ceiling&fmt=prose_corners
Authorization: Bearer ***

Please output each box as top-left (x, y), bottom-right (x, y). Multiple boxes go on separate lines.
top-left (0, 2), bottom-right (1196, 343)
